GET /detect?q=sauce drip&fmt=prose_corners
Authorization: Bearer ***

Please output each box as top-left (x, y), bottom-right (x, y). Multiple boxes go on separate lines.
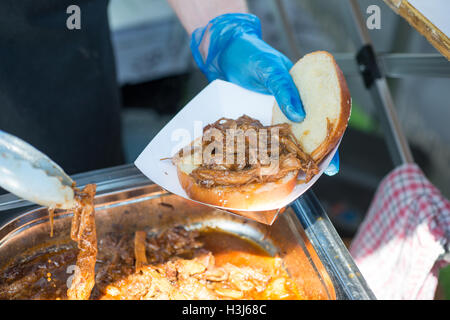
top-left (66, 184), bottom-right (97, 300)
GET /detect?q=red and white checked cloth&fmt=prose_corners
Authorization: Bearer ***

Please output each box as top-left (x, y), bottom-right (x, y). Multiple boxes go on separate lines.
top-left (350, 163), bottom-right (450, 300)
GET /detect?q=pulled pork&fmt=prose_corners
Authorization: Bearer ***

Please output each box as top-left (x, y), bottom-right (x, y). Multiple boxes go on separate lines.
top-left (67, 184), bottom-right (97, 300)
top-left (97, 227), bottom-right (300, 300)
top-left (175, 115), bottom-right (318, 187)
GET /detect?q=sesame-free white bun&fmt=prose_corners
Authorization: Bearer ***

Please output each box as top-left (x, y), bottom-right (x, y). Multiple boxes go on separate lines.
top-left (272, 51), bottom-right (351, 163)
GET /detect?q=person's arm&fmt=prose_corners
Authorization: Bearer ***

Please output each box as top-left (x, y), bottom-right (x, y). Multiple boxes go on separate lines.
top-left (166, 0), bottom-right (248, 35)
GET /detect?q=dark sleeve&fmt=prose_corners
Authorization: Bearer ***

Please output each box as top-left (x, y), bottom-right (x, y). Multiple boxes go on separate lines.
top-left (0, 0), bottom-right (124, 174)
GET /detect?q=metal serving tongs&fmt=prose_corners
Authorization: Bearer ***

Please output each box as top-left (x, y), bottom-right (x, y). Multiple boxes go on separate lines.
top-left (0, 130), bottom-right (76, 210)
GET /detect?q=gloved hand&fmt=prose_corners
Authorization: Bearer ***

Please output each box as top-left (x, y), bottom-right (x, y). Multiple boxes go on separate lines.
top-left (190, 13), bottom-right (339, 175)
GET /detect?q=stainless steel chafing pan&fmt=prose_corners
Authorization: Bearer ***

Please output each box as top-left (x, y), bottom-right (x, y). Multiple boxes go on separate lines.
top-left (0, 164), bottom-right (375, 300)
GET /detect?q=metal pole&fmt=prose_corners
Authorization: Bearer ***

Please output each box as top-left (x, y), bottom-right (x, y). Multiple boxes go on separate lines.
top-left (273, 0), bottom-right (303, 59)
top-left (348, 0), bottom-right (414, 166)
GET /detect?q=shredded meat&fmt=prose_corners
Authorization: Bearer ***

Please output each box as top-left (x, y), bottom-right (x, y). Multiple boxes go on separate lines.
top-left (134, 231), bottom-right (148, 272)
top-left (66, 184), bottom-right (97, 300)
top-left (175, 115), bottom-right (319, 187)
top-left (95, 227), bottom-right (300, 300)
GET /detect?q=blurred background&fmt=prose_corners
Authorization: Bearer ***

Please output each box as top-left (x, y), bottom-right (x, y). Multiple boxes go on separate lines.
top-left (109, 0), bottom-right (449, 237)
top-left (0, 0), bottom-right (446, 298)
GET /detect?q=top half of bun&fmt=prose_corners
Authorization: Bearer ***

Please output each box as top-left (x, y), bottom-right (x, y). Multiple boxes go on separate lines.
top-left (272, 51), bottom-right (351, 163)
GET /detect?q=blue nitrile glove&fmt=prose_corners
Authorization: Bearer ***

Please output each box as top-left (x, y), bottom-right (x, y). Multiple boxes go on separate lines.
top-left (325, 152), bottom-right (339, 176)
top-left (190, 13), bottom-right (339, 175)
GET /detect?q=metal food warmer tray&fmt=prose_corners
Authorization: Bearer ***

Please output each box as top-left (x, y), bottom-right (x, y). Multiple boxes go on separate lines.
top-left (0, 164), bottom-right (375, 300)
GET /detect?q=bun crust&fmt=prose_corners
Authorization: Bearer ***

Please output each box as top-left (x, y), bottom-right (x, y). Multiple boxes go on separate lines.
top-left (311, 51), bottom-right (351, 163)
top-left (177, 168), bottom-right (298, 210)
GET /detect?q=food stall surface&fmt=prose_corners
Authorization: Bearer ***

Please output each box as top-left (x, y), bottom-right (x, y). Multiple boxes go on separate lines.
top-left (0, 164), bottom-right (374, 300)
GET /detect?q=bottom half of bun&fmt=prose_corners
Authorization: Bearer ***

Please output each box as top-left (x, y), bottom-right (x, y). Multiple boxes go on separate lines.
top-left (177, 168), bottom-right (299, 210)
